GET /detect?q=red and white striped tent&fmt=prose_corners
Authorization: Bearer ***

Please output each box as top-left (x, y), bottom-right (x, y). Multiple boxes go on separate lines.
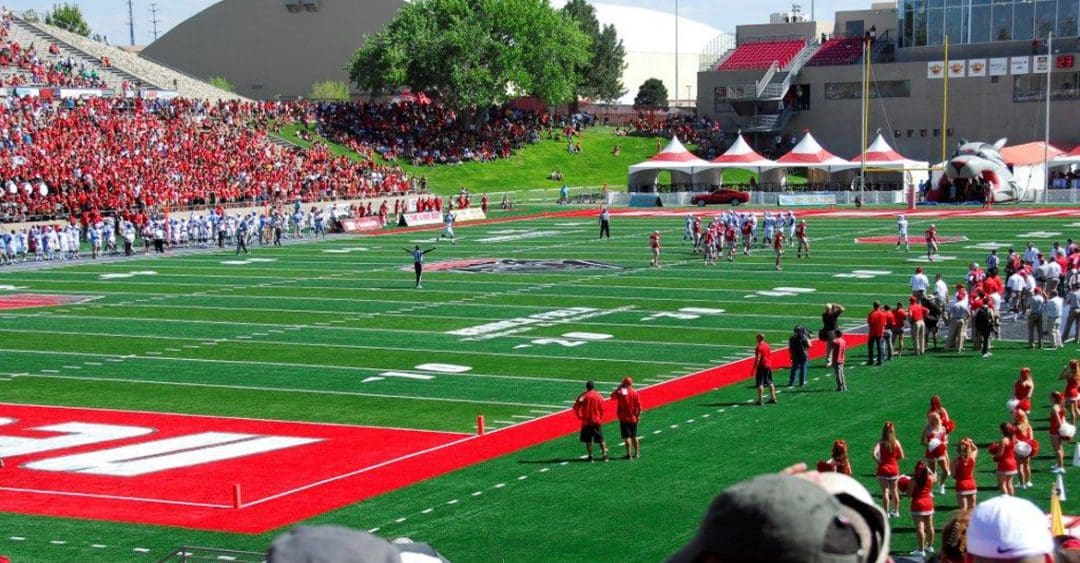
top-left (776, 132), bottom-right (858, 172)
top-left (707, 134), bottom-right (779, 173)
top-left (849, 133), bottom-right (929, 194)
top-left (628, 136), bottom-right (711, 192)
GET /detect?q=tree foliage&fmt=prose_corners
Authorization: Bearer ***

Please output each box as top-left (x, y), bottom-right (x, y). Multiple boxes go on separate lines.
top-left (44, 3), bottom-right (90, 37)
top-left (310, 80), bottom-right (351, 100)
top-left (208, 76), bottom-right (234, 93)
top-left (634, 78), bottom-right (669, 110)
top-left (347, 0), bottom-right (590, 107)
top-left (561, 0), bottom-right (626, 104)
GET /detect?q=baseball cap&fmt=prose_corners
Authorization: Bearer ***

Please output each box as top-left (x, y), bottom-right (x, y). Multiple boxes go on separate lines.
top-left (267, 525), bottom-right (450, 563)
top-left (667, 473), bottom-right (882, 563)
top-left (966, 495), bottom-right (1054, 559)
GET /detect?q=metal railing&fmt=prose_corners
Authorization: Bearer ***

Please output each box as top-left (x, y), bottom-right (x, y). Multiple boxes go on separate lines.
top-left (156, 546), bottom-right (265, 563)
top-left (755, 61), bottom-right (780, 97)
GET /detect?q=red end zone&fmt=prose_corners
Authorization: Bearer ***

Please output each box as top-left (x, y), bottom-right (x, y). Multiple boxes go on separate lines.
top-left (0, 294), bottom-right (98, 310)
top-left (0, 336), bottom-right (866, 533)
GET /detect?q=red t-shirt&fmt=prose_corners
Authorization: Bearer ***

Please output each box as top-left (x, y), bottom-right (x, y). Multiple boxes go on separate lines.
top-left (755, 341), bottom-right (772, 369)
top-left (867, 310), bottom-right (887, 337)
top-left (574, 390), bottom-right (605, 427)
top-left (892, 308), bottom-right (908, 327)
top-left (832, 336), bottom-right (847, 365)
top-left (908, 303), bottom-right (926, 321)
top-left (611, 386), bottom-right (642, 424)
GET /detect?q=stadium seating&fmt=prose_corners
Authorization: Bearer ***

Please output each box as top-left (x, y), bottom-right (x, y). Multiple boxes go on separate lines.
top-left (717, 39), bottom-right (805, 71)
top-left (806, 37), bottom-right (864, 67)
top-left (0, 98), bottom-right (410, 222)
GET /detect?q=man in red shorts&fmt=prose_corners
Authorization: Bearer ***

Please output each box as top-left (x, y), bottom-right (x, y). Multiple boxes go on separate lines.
top-left (752, 334), bottom-right (777, 405)
top-left (574, 381), bottom-right (608, 461)
top-left (611, 377), bottom-right (642, 459)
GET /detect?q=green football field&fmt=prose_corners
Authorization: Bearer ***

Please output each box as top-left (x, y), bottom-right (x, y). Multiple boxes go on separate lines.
top-left (1, 207), bottom-right (1080, 561)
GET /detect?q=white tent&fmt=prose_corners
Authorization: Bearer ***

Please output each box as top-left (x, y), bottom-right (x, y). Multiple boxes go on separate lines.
top-left (696, 134), bottom-right (782, 188)
top-left (776, 132), bottom-right (858, 172)
top-left (627, 136), bottom-right (711, 192)
top-left (1050, 145), bottom-right (1080, 166)
top-left (848, 133), bottom-right (929, 192)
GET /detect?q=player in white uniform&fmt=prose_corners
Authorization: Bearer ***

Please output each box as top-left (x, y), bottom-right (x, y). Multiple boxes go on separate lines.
top-left (438, 210), bottom-right (456, 244)
top-left (763, 212), bottom-right (775, 246)
top-left (896, 214), bottom-right (910, 252)
top-left (683, 214), bottom-right (694, 243)
top-left (785, 211), bottom-right (796, 246)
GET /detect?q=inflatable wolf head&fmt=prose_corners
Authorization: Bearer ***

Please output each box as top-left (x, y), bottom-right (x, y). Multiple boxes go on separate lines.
top-left (933, 138), bottom-right (1026, 203)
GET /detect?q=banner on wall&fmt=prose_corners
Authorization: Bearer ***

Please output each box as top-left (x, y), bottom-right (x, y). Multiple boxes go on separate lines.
top-left (948, 60), bottom-right (966, 78)
top-left (927, 61), bottom-right (945, 79)
top-left (1034, 55), bottom-right (1051, 73)
top-left (1010, 56), bottom-right (1030, 75)
top-left (989, 58), bottom-right (1009, 76)
top-left (967, 59), bottom-right (987, 77)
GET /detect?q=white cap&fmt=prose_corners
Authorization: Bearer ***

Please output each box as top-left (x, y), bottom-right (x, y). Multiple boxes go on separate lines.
top-left (966, 495), bottom-right (1054, 559)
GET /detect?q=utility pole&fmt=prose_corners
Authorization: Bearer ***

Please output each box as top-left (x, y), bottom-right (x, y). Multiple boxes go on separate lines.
top-left (674, 0), bottom-right (679, 108)
top-left (127, 0), bottom-right (135, 46)
top-left (149, 3), bottom-right (160, 41)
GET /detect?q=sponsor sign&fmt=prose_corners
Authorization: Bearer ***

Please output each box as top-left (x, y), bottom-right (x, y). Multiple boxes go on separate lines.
top-left (139, 90), bottom-right (179, 101)
top-left (338, 216), bottom-right (383, 233)
top-left (948, 60), bottom-right (966, 78)
top-left (1034, 54), bottom-right (1051, 73)
top-left (1010, 56), bottom-right (1030, 75)
top-left (13, 87), bottom-right (40, 98)
top-left (967, 59), bottom-right (987, 77)
top-left (927, 61), bottom-right (945, 79)
top-left (426, 258), bottom-right (623, 274)
top-left (989, 57), bottom-right (1009, 76)
top-left (58, 88), bottom-right (105, 99)
top-left (0, 404), bottom-right (464, 532)
top-left (629, 193), bottom-right (662, 207)
top-left (778, 192), bottom-right (837, 206)
top-left (451, 207), bottom-right (487, 222)
top-left (400, 211), bottom-right (443, 227)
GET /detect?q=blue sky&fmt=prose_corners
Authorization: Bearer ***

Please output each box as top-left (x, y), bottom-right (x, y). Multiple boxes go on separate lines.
top-left (9, 0), bottom-right (875, 46)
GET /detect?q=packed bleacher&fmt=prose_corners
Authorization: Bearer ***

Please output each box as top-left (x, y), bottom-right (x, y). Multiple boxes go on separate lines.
top-left (806, 36), bottom-right (864, 67)
top-left (718, 39), bottom-right (805, 71)
top-left (0, 97), bottom-right (411, 223)
top-left (312, 102), bottom-right (545, 166)
top-left (0, 10), bottom-right (107, 89)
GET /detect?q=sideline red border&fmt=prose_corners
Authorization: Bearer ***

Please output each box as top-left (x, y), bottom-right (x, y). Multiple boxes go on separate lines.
top-left (0, 336), bottom-right (864, 533)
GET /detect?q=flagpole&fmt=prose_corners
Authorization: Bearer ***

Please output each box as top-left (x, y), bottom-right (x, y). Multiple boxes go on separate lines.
top-left (1044, 32), bottom-right (1052, 203)
top-left (941, 35), bottom-right (949, 167)
top-left (860, 37), bottom-right (868, 200)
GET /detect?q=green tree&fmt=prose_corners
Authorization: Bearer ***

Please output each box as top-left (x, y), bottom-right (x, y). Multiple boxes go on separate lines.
top-left (633, 78), bottom-right (669, 111)
top-left (208, 76), bottom-right (234, 93)
top-left (44, 3), bottom-right (90, 37)
top-left (347, 0), bottom-right (590, 107)
top-left (310, 80), bottom-right (350, 100)
top-left (561, 0), bottom-right (626, 104)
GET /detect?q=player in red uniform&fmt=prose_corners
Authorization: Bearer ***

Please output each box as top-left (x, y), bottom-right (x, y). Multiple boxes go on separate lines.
top-left (1012, 409), bottom-right (1037, 489)
top-left (649, 230), bottom-right (661, 268)
top-left (990, 422), bottom-right (1018, 495)
top-left (922, 412), bottom-right (950, 495)
top-left (740, 220), bottom-right (753, 256)
top-left (1011, 367), bottom-right (1034, 414)
top-left (691, 217), bottom-right (703, 252)
top-left (573, 381), bottom-right (608, 462)
top-left (795, 220), bottom-right (810, 258)
top-left (772, 230), bottom-right (785, 271)
top-left (1060, 359), bottom-right (1080, 423)
top-left (950, 437), bottom-right (978, 511)
top-left (925, 224), bottom-right (940, 262)
top-left (752, 334), bottom-right (777, 405)
top-left (906, 460), bottom-right (937, 558)
top-left (480, 194), bottom-right (488, 214)
top-left (610, 377), bottom-right (642, 459)
top-left (703, 225), bottom-right (718, 265)
top-left (724, 224), bottom-right (738, 262)
top-left (873, 421), bottom-right (905, 518)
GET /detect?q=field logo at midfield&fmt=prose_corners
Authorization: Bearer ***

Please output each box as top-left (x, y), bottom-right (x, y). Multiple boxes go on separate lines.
top-left (449, 306), bottom-right (634, 340)
top-left (0, 294), bottom-right (98, 311)
top-left (424, 258), bottom-right (623, 274)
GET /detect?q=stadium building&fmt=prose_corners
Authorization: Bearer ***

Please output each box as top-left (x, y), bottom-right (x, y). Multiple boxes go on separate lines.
top-left (696, 0), bottom-right (1080, 163)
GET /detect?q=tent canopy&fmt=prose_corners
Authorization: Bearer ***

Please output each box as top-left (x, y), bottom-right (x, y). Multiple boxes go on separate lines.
top-left (776, 132), bottom-right (858, 172)
top-left (1049, 144), bottom-right (1080, 166)
top-left (707, 134), bottom-right (779, 172)
top-left (849, 133), bottom-right (930, 170)
top-left (999, 141), bottom-right (1064, 166)
top-left (627, 136), bottom-right (710, 191)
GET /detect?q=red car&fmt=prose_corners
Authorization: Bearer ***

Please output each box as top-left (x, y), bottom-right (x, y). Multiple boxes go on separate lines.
top-left (691, 188), bottom-right (750, 207)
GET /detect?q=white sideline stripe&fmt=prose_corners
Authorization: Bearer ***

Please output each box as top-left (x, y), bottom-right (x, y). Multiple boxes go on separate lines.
top-left (19, 373), bottom-right (564, 410)
top-left (50, 540), bottom-right (66, 545)
top-left (8, 537), bottom-right (24, 541)
top-left (133, 548), bottom-right (151, 553)
top-left (91, 544), bottom-right (107, 548)
top-left (421, 508), bottom-right (434, 514)
top-left (492, 420), bottom-right (515, 424)
top-left (0, 486), bottom-right (231, 508)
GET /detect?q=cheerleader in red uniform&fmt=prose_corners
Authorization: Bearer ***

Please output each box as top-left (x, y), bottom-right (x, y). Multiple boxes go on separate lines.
top-left (1010, 367), bottom-right (1034, 414)
top-left (922, 412), bottom-right (950, 495)
top-left (1059, 359), bottom-right (1080, 423)
top-left (1012, 409), bottom-right (1037, 489)
top-left (817, 439), bottom-right (853, 475)
top-left (950, 437), bottom-right (978, 511)
top-left (1050, 391), bottom-right (1076, 473)
top-left (873, 421), bottom-right (905, 518)
top-left (990, 422), bottom-right (1018, 495)
top-left (906, 460), bottom-right (937, 558)
top-left (928, 395), bottom-right (955, 434)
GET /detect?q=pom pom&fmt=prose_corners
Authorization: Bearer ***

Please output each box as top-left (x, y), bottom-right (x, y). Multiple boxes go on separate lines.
top-left (1007, 398), bottom-right (1020, 412)
top-left (817, 459), bottom-right (835, 472)
top-left (928, 438), bottom-right (942, 452)
top-left (1014, 440), bottom-right (1032, 458)
top-left (1061, 422), bottom-right (1077, 439)
top-left (989, 442), bottom-right (1001, 455)
top-left (945, 420), bottom-right (956, 433)
top-left (898, 475), bottom-right (911, 493)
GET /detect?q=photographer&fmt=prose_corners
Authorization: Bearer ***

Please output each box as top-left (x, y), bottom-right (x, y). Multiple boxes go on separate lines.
top-left (787, 326), bottom-right (810, 388)
top-left (820, 303), bottom-right (845, 366)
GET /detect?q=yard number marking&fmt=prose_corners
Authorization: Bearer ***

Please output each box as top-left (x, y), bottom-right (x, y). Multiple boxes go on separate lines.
top-left (642, 307), bottom-right (726, 321)
top-left (513, 332), bottom-right (612, 349)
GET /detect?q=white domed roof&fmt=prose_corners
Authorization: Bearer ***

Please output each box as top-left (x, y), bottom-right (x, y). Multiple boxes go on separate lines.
top-left (558, 1), bottom-right (727, 54)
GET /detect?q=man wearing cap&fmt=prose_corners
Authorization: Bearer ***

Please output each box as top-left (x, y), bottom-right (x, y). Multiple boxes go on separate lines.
top-left (752, 333), bottom-right (777, 405)
top-left (611, 377), bottom-right (642, 460)
top-left (966, 495), bottom-right (1054, 562)
top-left (573, 381), bottom-right (608, 462)
top-left (821, 303), bottom-right (845, 367)
top-left (267, 525), bottom-right (450, 563)
top-left (666, 472), bottom-right (889, 563)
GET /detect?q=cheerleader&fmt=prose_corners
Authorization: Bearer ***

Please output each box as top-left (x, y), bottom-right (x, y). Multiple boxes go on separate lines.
top-left (906, 460), bottom-right (936, 558)
top-left (990, 422), bottom-right (1018, 495)
top-left (950, 437), bottom-right (978, 511)
top-left (1050, 391), bottom-right (1076, 473)
top-left (873, 421), bottom-right (905, 518)
top-left (1009, 367), bottom-right (1034, 414)
top-left (922, 412), bottom-right (950, 494)
top-left (817, 439), bottom-right (852, 475)
top-left (1012, 409), bottom-right (1037, 489)
top-left (1059, 359), bottom-right (1080, 423)
top-left (928, 395), bottom-right (955, 434)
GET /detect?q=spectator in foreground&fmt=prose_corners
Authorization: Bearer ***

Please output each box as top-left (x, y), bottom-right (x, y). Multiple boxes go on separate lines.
top-left (267, 525), bottom-right (449, 562)
top-left (965, 495), bottom-right (1053, 562)
top-left (611, 377), bottom-right (641, 460)
top-left (667, 471), bottom-right (889, 563)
